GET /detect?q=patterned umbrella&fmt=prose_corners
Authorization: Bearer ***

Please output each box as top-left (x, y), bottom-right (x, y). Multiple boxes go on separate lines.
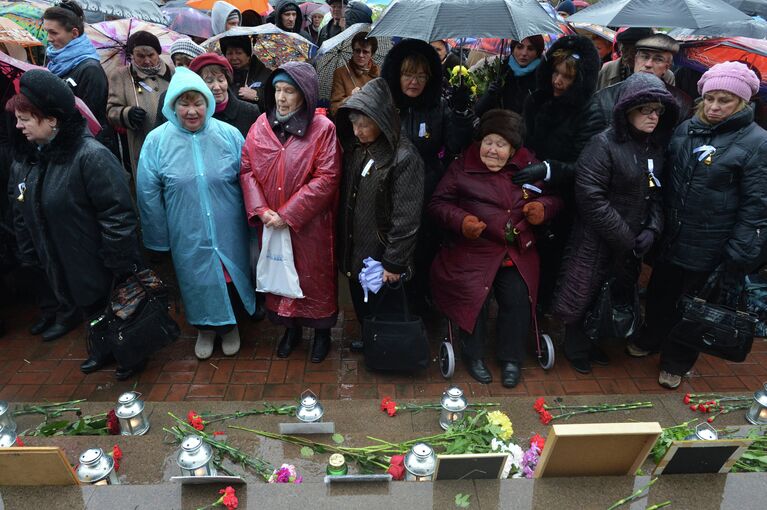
top-left (0, 16), bottom-right (41, 47)
top-left (203, 24), bottom-right (314, 69)
top-left (0, 1), bottom-right (47, 45)
top-left (162, 6), bottom-right (212, 39)
top-left (85, 19), bottom-right (185, 75)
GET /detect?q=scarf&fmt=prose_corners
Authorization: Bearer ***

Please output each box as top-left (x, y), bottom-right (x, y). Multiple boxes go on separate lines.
top-left (215, 98), bottom-right (229, 114)
top-left (508, 57), bottom-right (541, 78)
top-left (132, 61), bottom-right (162, 76)
top-left (46, 36), bottom-right (100, 77)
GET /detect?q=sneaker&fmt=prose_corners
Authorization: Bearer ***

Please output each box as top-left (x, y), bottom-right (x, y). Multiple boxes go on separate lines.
top-left (221, 326), bottom-right (241, 356)
top-left (658, 370), bottom-right (682, 389)
top-left (626, 341), bottom-right (651, 358)
top-left (195, 330), bottom-right (216, 360)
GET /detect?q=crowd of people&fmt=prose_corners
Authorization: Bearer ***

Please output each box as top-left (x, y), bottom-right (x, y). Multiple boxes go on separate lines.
top-left (1, 0), bottom-right (766, 392)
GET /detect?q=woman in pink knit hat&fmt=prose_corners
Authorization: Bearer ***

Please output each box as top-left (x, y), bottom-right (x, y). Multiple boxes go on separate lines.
top-left (626, 61), bottom-right (767, 389)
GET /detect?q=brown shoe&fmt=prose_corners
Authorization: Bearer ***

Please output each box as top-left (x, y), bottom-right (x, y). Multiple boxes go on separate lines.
top-left (658, 370), bottom-right (681, 389)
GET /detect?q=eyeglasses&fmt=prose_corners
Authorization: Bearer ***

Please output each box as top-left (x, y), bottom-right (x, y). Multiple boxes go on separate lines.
top-left (401, 73), bottom-right (429, 84)
top-left (634, 104), bottom-right (665, 116)
top-left (636, 51), bottom-right (669, 65)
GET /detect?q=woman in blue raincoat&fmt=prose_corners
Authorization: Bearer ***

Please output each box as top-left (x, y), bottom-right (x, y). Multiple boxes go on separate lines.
top-left (137, 67), bottom-right (256, 360)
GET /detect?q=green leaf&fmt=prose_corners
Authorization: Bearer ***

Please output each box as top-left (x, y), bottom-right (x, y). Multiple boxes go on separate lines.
top-left (300, 446), bottom-right (314, 458)
top-left (332, 433), bottom-right (345, 444)
top-left (455, 493), bottom-right (471, 508)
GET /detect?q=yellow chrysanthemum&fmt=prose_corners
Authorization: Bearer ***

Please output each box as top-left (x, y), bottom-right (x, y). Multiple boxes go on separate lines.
top-left (487, 411), bottom-right (513, 441)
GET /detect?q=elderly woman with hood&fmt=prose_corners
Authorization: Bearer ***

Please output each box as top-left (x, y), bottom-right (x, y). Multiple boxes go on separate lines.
top-left (553, 72), bottom-right (679, 375)
top-left (336, 78), bottom-right (424, 345)
top-left (137, 67), bottom-right (255, 360)
top-left (380, 38), bottom-right (475, 312)
top-left (240, 62), bottom-right (342, 364)
top-left (211, 1), bottom-right (241, 35)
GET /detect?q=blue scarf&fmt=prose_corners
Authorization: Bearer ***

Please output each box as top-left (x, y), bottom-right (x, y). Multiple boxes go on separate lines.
top-left (46, 36), bottom-right (100, 77)
top-left (508, 57), bottom-right (541, 78)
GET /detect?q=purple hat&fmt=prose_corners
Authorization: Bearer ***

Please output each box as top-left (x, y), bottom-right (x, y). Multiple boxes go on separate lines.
top-left (698, 61), bottom-right (760, 101)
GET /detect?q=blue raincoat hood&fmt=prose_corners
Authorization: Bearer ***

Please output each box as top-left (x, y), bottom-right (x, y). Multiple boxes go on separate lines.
top-left (162, 67), bottom-right (216, 130)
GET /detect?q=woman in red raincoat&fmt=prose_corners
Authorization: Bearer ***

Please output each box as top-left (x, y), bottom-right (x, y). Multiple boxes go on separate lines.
top-left (240, 62), bottom-right (342, 363)
top-left (429, 110), bottom-right (562, 388)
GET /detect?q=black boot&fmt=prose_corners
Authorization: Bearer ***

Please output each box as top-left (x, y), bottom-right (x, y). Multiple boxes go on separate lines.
top-left (115, 358), bottom-right (147, 381)
top-left (464, 356), bottom-right (492, 384)
top-left (500, 361), bottom-right (521, 388)
top-left (251, 292), bottom-right (266, 322)
top-left (29, 316), bottom-right (54, 335)
top-left (311, 328), bottom-right (331, 363)
top-left (277, 327), bottom-right (301, 358)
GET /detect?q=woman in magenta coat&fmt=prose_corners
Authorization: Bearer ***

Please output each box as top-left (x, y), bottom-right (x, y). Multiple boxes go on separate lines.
top-left (429, 110), bottom-right (562, 387)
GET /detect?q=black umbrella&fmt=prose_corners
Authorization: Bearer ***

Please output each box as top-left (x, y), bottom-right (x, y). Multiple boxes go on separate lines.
top-left (567, 0), bottom-right (751, 28)
top-left (670, 17), bottom-right (767, 40)
top-left (367, 0), bottom-right (561, 42)
top-left (722, 0), bottom-right (767, 18)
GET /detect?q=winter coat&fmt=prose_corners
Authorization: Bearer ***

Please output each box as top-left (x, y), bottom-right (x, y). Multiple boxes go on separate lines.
top-left (8, 115), bottom-right (140, 308)
top-left (269, 0), bottom-right (312, 41)
top-left (553, 73), bottom-right (679, 324)
top-left (240, 62), bottom-right (341, 320)
top-left (155, 91), bottom-right (259, 138)
top-left (137, 67), bottom-right (255, 326)
top-left (232, 57), bottom-right (272, 111)
top-left (107, 62), bottom-right (173, 177)
top-left (329, 59), bottom-right (380, 116)
top-left (659, 106), bottom-right (767, 273)
top-left (59, 58), bottom-right (109, 126)
top-left (336, 78), bottom-right (424, 277)
top-left (429, 144), bottom-right (562, 333)
top-left (211, 1), bottom-right (241, 35)
top-left (474, 58), bottom-right (539, 116)
top-left (381, 39), bottom-right (475, 199)
top-left (597, 58), bottom-right (676, 91)
top-left (523, 35), bottom-right (602, 188)
top-left (317, 1), bottom-right (374, 46)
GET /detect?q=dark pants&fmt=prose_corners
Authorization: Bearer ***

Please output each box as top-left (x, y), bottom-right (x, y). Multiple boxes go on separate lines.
top-left (636, 260), bottom-right (709, 376)
top-left (459, 266), bottom-right (530, 363)
top-left (193, 283), bottom-right (245, 334)
top-left (33, 266), bottom-right (81, 326)
top-left (349, 277), bottom-right (406, 326)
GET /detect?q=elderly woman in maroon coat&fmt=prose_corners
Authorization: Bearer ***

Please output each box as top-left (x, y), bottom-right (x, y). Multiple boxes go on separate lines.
top-left (429, 110), bottom-right (562, 387)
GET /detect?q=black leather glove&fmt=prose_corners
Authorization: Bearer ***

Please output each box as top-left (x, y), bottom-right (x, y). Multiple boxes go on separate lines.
top-left (452, 85), bottom-right (472, 112)
top-left (486, 79), bottom-right (502, 96)
top-left (633, 229), bottom-right (655, 257)
top-left (512, 161), bottom-right (548, 185)
top-left (128, 107), bottom-right (147, 128)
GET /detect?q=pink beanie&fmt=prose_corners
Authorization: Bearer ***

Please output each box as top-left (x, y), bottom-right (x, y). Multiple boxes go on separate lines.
top-left (698, 61), bottom-right (760, 101)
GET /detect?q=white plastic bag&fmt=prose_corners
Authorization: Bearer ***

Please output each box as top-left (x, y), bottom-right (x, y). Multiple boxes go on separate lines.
top-left (256, 227), bottom-right (304, 299)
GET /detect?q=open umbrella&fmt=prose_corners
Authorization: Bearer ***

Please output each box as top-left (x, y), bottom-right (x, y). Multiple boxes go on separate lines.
top-left (0, 17), bottom-right (41, 47)
top-left (670, 17), bottom-right (767, 40)
top-left (678, 37), bottom-right (767, 94)
top-left (368, 0), bottom-right (561, 42)
top-left (85, 19), bottom-right (185, 75)
top-left (203, 24), bottom-right (315, 69)
top-left (0, 1), bottom-right (46, 44)
top-left (567, 0), bottom-right (751, 28)
top-left (187, 0), bottom-right (271, 16)
top-left (722, 0), bottom-right (767, 18)
top-left (162, 6), bottom-right (212, 39)
top-left (314, 22), bottom-right (393, 101)
top-left (69, 0), bottom-right (168, 24)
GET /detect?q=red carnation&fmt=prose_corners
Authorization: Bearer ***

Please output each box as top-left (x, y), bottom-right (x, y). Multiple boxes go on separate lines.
top-left (530, 433), bottom-right (545, 452)
top-left (380, 397), bottom-right (393, 412)
top-left (707, 417), bottom-right (714, 423)
top-left (219, 486), bottom-right (238, 510)
top-left (387, 455), bottom-right (406, 480)
top-left (15, 436), bottom-right (25, 447)
top-left (111, 444), bottom-right (123, 471)
top-left (385, 401), bottom-right (398, 417)
top-left (187, 410), bottom-right (205, 431)
top-left (533, 397), bottom-right (546, 413)
top-left (106, 409), bottom-right (120, 435)
top-left (683, 394), bottom-right (691, 405)
top-left (539, 410), bottom-right (553, 425)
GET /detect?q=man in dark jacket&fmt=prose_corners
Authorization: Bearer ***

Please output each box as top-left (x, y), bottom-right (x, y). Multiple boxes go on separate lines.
top-left (269, 0), bottom-right (312, 41)
top-left (336, 78), bottom-right (424, 345)
top-left (317, 1), bottom-right (372, 46)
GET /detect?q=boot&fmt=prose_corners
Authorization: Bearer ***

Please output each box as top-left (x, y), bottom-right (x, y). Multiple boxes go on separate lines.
top-left (195, 329), bottom-right (216, 360)
top-left (311, 328), bottom-right (331, 363)
top-left (221, 325), bottom-right (241, 356)
top-left (277, 327), bottom-right (301, 358)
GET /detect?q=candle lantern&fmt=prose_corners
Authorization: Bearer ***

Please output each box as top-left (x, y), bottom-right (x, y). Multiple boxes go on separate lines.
top-left (439, 386), bottom-right (468, 430)
top-left (0, 426), bottom-right (17, 447)
top-left (404, 443), bottom-right (436, 481)
top-left (0, 401), bottom-right (16, 431)
top-left (684, 422), bottom-right (718, 441)
top-left (746, 382), bottom-right (767, 425)
top-left (176, 435), bottom-right (217, 477)
top-left (296, 390), bottom-right (324, 423)
top-left (115, 391), bottom-right (150, 436)
top-left (76, 448), bottom-right (120, 485)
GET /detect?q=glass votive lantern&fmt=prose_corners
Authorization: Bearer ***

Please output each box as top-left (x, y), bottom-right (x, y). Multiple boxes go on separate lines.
top-left (439, 386), bottom-right (468, 430)
top-left (296, 390), bottom-right (324, 423)
top-left (404, 443), bottom-right (436, 481)
top-left (76, 448), bottom-right (120, 485)
top-left (0, 401), bottom-right (16, 432)
top-left (115, 391), bottom-right (150, 436)
top-left (684, 422), bottom-right (718, 440)
top-left (746, 382), bottom-right (767, 425)
top-left (177, 435), bottom-right (217, 477)
top-left (0, 425), bottom-right (18, 447)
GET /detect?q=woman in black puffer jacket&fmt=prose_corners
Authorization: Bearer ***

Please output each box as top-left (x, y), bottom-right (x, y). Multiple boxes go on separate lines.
top-left (628, 62), bottom-right (767, 389)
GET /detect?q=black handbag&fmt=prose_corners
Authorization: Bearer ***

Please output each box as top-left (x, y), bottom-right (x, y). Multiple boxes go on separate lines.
top-left (362, 282), bottom-right (430, 371)
top-left (583, 277), bottom-right (642, 340)
top-left (669, 271), bottom-right (758, 362)
top-left (87, 268), bottom-right (180, 368)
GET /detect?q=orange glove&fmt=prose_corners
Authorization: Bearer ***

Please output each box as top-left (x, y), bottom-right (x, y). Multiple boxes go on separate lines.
top-left (522, 201), bottom-right (545, 225)
top-left (461, 215), bottom-right (487, 239)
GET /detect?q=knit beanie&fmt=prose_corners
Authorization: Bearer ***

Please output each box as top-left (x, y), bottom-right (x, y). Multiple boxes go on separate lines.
top-left (170, 38), bottom-right (205, 60)
top-left (476, 109), bottom-right (525, 149)
top-left (19, 69), bottom-right (76, 120)
top-left (126, 30), bottom-right (162, 55)
top-left (226, 9), bottom-right (241, 25)
top-left (189, 52), bottom-right (234, 84)
top-left (272, 71), bottom-right (298, 88)
top-left (220, 35), bottom-right (252, 55)
top-left (556, 0), bottom-right (576, 15)
top-left (698, 61), bottom-right (761, 101)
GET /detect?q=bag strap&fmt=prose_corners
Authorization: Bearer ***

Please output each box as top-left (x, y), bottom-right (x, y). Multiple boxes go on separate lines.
top-left (372, 281), bottom-right (410, 321)
top-left (696, 267), bottom-right (748, 310)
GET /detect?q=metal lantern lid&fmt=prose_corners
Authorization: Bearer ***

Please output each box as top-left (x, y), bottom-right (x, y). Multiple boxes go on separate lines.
top-left (753, 383), bottom-right (767, 406)
top-left (441, 386), bottom-right (468, 412)
top-left (115, 391), bottom-right (144, 419)
top-left (177, 435), bottom-right (213, 470)
top-left (76, 448), bottom-right (113, 483)
top-left (404, 443), bottom-right (436, 477)
top-left (0, 401), bottom-right (8, 416)
top-left (296, 390), bottom-right (324, 423)
top-left (0, 400), bottom-right (15, 431)
top-left (0, 426), bottom-right (17, 448)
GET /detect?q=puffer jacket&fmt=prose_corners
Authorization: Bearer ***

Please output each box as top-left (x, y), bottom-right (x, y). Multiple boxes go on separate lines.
top-left (553, 73), bottom-right (679, 323)
top-left (336, 78), bottom-right (424, 277)
top-left (659, 106), bottom-right (767, 272)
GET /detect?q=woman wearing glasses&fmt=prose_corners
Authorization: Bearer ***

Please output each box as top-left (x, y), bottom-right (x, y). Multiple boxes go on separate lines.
top-left (552, 72), bottom-right (678, 375)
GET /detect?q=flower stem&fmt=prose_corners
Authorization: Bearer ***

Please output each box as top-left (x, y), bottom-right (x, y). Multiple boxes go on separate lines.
top-left (606, 478), bottom-right (658, 510)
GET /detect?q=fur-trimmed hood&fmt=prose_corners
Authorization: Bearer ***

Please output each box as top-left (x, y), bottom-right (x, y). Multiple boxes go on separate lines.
top-left (613, 72), bottom-right (679, 144)
top-left (533, 34), bottom-right (600, 109)
top-left (14, 113), bottom-right (87, 163)
top-left (381, 39), bottom-right (443, 109)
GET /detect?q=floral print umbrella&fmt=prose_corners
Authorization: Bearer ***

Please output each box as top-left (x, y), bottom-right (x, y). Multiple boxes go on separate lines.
top-left (203, 24), bottom-right (314, 69)
top-left (0, 1), bottom-right (47, 45)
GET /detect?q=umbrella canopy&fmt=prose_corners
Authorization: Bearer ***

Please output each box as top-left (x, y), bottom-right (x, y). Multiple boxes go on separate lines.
top-left (202, 24), bottom-right (315, 69)
top-left (162, 6), bottom-right (212, 38)
top-left (722, 0), bottom-right (767, 17)
top-left (368, 0), bottom-right (562, 42)
top-left (0, 1), bottom-right (46, 44)
top-left (71, 0), bottom-right (168, 24)
top-left (85, 19), bottom-right (185, 75)
top-left (0, 16), bottom-right (41, 47)
top-left (678, 37), bottom-right (767, 94)
top-left (314, 22), bottom-right (393, 101)
top-left (567, 0), bottom-right (752, 28)
top-left (187, 0), bottom-right (270, 15)
top-left (569, 22), bottom-right (615, 43)
top-left (670, 17), bottom-right (767, 40)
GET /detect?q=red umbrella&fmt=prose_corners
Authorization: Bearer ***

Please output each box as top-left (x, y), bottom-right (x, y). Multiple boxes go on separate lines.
top-left (0, 51), bottom-right (101, 135)
top-left (679, 37), bottom-right (767, 93)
